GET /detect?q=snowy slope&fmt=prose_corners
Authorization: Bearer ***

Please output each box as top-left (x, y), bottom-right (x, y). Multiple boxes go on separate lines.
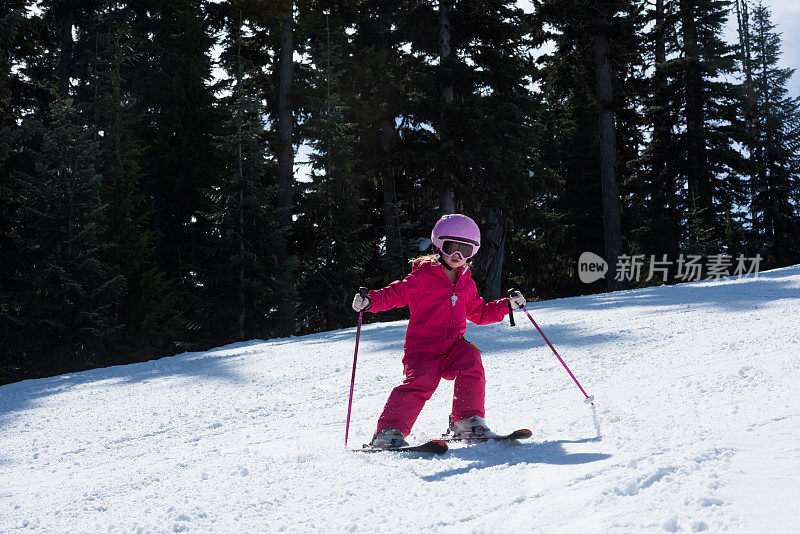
top-left (2, 266), bottom-right (800, 533)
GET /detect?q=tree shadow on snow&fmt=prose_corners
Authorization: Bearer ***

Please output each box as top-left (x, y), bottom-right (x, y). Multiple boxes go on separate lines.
top-left (0, 323), bottom-right (409, 425)
top-left (530, 266), bottom-right (800, 315)
top-left (420, 437), bottom-right (611, 482)
top-left (463, 267), bottom-right (800, 358)
top-left (467, 320), bottom-right (631, 354)
top-left (0, 340), bottom-right (266, 422)
top-left (303, 321), bottom-right (410, 354)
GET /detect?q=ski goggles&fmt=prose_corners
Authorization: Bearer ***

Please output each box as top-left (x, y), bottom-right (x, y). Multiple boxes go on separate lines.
top-left (440, 239), bottom-right (478, 260)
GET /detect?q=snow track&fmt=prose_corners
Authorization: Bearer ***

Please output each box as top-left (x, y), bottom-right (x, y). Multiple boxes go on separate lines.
top-left (2, 266), bottom-right (800, 532)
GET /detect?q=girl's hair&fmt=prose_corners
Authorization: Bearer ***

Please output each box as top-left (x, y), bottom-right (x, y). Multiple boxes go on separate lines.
top-left (409, 253), bottom-right (439, 266)
top-left (408, 251), bottom-right (475, 267)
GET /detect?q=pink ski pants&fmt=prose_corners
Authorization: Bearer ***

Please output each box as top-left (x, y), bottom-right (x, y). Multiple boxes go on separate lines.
top-left (376, 337), bottom-right (485, 436)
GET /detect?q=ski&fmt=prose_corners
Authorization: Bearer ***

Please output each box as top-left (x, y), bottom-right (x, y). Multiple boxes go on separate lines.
top-left (440, 428), bottom-right (532, 443)
top-left (357, 439), bottom-right (449, 455)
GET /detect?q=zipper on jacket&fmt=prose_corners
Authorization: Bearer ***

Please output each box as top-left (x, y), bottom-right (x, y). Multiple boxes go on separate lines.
top-left (448, 290), bottom-right (457, 340)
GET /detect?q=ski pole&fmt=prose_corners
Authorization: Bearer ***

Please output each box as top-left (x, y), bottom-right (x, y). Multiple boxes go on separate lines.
top-left (345, 287), bottom-right (368, 447)
top-left (519, 304), bottom-right (595, 405)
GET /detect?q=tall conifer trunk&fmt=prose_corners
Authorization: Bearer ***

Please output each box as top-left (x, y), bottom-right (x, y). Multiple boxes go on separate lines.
top-left (735, 0), bottom-right (753, 85)
top-left (57, 3), bottom-right (73, 99)
top-left (277, 4), bottom-right (295, 336)
top-left (654, 0), bottom-right (668, 176)
top-left (735, 0), bottom-right (758, 233)
top-left (377, 16), bottom-right (403, 272)
top-left (679, 0), bottom-right (712, 240)
top-left (594, 7), bottom-right (623, 291)
top-left (236, 12), bottom-right (245, 341)
top-left (650, 0), bottom-right (680, 267)
top-left (438, 0), bottom-right (454, 214)
top-left (381, 139), bottom-right (402, 269)
top-left (475, 211), bottom-right (506, 299)
top-left (56, 2), bottom-right (75, 261)
top-left (324, 12), bottom-right (333, 330)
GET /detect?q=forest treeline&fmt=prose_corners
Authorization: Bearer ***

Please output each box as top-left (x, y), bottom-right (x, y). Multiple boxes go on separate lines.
top-left (1, 0), bottom-right (799, 383)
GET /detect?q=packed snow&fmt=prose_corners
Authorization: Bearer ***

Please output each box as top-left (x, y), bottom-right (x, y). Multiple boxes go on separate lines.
top-left (2, 266), bottom-right (800, 533)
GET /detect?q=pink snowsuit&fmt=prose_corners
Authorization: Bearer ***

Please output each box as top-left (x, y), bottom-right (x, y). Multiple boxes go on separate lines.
top-left (367, 259), bottom-right (510, 436)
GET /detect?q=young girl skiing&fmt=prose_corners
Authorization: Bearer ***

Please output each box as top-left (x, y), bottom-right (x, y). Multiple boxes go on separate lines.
top-left (352, 214), bottom-right (526, 448)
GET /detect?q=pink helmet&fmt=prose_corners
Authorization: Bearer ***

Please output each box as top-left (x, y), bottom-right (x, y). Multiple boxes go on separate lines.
top-left (431, 214), bottom-right (481, 260)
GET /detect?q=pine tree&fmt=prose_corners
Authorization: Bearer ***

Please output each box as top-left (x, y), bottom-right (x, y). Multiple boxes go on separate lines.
top-left (342, 0), bottom-right (416, 281)
top-left (531, 0), bottom-right (645, 295)
top-left (291, 6), bottom-right (358, 332)
top-left (292, 0), bottom-right (435, 331)
top-left (0, 5), bottom-right (26, 289)
top-left (3, 99), bottom-right (125, 376)
top-left (447, 0), bottom-right (543, 298)
top-left (75, 4), bottom-right (182, 362)
top-left (198, 3), bottom-right (292, 343)
top-left (634, 0), bottom-right (749, 267)
top-left (677, 0), bottom-right (748, 253)
top-left (356, 0), bottom-right (547, 299)
top-left (594, 2), bottom-right (621, 289)
top-left (275, 0), bottom-right (297, 337)
top-left (0, 3), bottom-right (39, 381)
top-left (746, 1), bottom-right (800, 265)
top-left (634, 0), bottom-right (684, 272)
top-left (124, 0), bottom-right (223, 349)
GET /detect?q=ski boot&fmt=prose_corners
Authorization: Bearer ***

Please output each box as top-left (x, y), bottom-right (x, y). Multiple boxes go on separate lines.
top-left (369, 428), bottom-right (410, 449)
top-left (444, 415), bottom-right (499, 439)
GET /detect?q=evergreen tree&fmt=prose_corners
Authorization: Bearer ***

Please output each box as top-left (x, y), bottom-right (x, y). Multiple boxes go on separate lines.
top-left (77, 5), bottom-right (181, 362)
top-left (127, 1), bottom-right (220, 280)
top-left (634, 0), bottom-right (748, 266)
top-left (344, 0), bottom-right (417, 281)
top-left (531, 0), bottom-right (645, 295)
top-left (2, 99), bottom-right (125, 377)
top-left (275, 0), bottom-right (297, 337)
top-left (634, 0), bottom-right (684, 271)
top-left (593, 0), bottom-right (624, 291)
top-left (0, 3), bottom-right (39, 381)
top-left (745, 1), bottom-right (800, 265)
top-left (676, 0), bottom-right (748, 253)
top-left (292, 5), bottom-right (373, 333)
top-left (363, 0), bottom-right (546, 299)
top-left (124, 0), bottom-right (223, 349)
top-left (199, 3), bottom-right (291, 343)
top-left (0, 4), bottom-right (26, 291)
top-left (449, 0), bottom-right (542, 298)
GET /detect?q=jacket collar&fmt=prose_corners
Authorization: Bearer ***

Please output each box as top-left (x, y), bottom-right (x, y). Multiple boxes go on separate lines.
top-left (415, 259), bottom-right (471, 285)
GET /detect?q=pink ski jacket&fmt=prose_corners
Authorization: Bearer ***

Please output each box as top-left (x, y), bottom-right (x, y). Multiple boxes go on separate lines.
top-left (367, 259), bottom-right (510, 354)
